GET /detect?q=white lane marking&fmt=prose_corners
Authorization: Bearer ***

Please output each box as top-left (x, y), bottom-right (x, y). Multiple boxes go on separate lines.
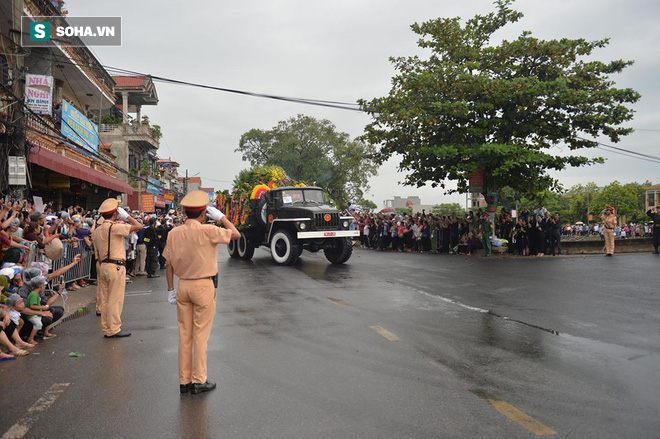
top-left (126, 290), bottom-right (152, 294)
top-left (125, 292), bottom-right (151, 296)
top-left (2, 383), bottom-right (70, 439)
top-left (391, 280), bottom-right (489, 313)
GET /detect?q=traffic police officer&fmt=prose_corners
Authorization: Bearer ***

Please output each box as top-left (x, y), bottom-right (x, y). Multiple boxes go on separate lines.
top-left (599, 206), bottom-right (617, 256)
top-left (163, 191), bottom-right (239, 394)
top-left (92, 199), bottom-right (143, 337)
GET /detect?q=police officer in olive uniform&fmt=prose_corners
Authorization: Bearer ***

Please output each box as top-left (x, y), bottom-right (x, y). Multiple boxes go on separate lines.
top-left (92, 199), bottom-right (143, 338)
top-left (163, 191), bottom-right (240, 395)
top-left (479, 213), bottom-right (493, 257)
top-left (648, 206), bottom-right (660, 254)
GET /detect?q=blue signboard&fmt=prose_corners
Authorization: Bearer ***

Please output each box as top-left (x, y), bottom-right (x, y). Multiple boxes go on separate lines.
top-left (61, 100), bottom-right (98, 153)
top-left (146, 176), bottom-right (163, 195)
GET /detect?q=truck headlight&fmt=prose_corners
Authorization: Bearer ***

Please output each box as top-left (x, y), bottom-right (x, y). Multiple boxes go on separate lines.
top-left (300, 222), bottom-right (307, 230)
top-left (342, 221), bottom-right (349, 229)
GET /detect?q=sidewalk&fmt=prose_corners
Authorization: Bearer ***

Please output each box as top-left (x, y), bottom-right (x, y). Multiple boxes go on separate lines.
top-left (50, 284), bottom-right (98, 327)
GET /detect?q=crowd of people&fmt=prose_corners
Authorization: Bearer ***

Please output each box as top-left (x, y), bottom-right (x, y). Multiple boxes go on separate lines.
top-left (0, 198), bottom-right (181, 362)
top-left (347, 204), bottom-right (660, 258)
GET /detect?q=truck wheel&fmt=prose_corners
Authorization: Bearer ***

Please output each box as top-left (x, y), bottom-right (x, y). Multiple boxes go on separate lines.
top-left (270, 230), bottom-right (301, 266)
top-left (227, 238), bottom-right (240, 259)
top-left (324, 237), bottom-right (353, 264)
top-left (237, 232), bottom-right (255, 260)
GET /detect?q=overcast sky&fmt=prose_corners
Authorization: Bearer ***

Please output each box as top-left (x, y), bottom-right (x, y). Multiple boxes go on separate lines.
top-left (67, 0), bottom-right (660, 207)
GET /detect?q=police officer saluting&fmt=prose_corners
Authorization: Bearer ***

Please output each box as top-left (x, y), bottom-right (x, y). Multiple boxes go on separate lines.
top-left (163, 191), bottom-right (239, 395)
top-left (92, 199), bottom-right (143, 338)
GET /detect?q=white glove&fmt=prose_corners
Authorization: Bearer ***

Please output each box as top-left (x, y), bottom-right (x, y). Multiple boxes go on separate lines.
top-left (206, 206), bottom-right (225, 221)
top-left (116, 206), bottom-right (129, 220)
top-left (167, 289), bottom-right (177, 305)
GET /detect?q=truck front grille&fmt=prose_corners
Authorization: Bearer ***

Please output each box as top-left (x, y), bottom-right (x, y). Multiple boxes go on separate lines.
top-left (314, 213), bottom-right (340, 230)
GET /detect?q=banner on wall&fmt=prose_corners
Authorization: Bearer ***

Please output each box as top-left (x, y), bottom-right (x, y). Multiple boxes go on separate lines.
top-left (24, 74), bottom-right (53, 115)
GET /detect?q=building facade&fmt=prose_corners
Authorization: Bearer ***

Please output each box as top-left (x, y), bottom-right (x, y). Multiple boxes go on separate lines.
top-left (0, 0), bottom-right (133, 208)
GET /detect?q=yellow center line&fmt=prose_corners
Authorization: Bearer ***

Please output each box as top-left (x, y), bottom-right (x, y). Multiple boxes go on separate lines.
top-left (370, 325), bottom-right (401, 341)
top-left (2, 383), bottom-right (70, 439)
top-left (487, 399), bottom-right (557, 436)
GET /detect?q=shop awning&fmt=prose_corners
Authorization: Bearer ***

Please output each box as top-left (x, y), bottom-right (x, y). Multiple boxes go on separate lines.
top-left (28, 147), bottom-right (134, 195)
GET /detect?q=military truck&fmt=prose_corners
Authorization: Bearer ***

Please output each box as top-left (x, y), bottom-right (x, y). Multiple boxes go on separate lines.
top-left (225, 186), bottom-right (358, 265)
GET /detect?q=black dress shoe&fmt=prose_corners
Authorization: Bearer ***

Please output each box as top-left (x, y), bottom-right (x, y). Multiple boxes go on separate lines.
top-left (180, 383), bottom-right (192, 394)
top-left (104, 331), bottom-right (132, 338)
top-left (96, 311), bottom-right (101, 316)
top-left (147, 274), bottom-right (160, 278)
top-left (191, 381), bottom-right (216, 394)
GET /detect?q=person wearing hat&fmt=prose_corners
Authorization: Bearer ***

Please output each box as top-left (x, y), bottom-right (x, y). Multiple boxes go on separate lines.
top-left (647, 206), bottom-right (660, 254)
top-left (163, 190), bottom-right (239, 394)
top-left (599, 206), bottom-right (617, 256)
top-left (92, 198), bottom-right (143, 338)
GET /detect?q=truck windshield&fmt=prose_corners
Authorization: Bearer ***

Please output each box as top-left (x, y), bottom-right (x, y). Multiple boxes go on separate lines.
top-left (303, 190), bottom-right (325, 203)
top-left (277, 189), bottom-right (325, 204)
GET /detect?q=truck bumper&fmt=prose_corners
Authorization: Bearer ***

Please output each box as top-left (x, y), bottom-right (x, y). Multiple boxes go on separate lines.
top-left (297, 230), bottom-right (360, 239)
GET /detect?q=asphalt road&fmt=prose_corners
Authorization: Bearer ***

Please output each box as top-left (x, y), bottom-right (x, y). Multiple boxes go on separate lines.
top-left (1, 248), bottom-right (658, 438)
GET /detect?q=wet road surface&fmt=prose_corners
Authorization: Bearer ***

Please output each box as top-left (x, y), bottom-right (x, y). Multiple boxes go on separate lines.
top-left (1, 249), bottom-right (659, 438)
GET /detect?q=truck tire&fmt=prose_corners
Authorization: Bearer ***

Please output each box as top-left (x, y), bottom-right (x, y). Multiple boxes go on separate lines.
top-left (227, 238), bottom-right (240, 259)
top-left (324, 238), bottom-right (353, 264)
top-left (270, 229), bottom-right (301, 266)
top-left (237, 231), bottom-right (255, 260)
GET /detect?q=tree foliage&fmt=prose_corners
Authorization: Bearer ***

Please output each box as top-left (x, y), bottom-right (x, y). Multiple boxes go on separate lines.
top-left (360, 0), bottom-right (640, 198)
top-left (236, 114), bottom-right (378, 208)
top-left (432, 203), bottom-right (466, 217)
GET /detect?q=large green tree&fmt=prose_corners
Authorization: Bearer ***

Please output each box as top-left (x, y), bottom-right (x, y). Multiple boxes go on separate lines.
top-left (564, 182), bottom-right (600, 223)
top-left (360, 0), bottom-right (640, 199)
top-left (593, 181), bottom-right (644, 222)
top-left (236, 114), bottom-right (378, 208)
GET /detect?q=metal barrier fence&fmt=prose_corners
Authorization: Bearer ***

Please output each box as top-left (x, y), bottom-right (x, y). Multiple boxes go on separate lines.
top-left (53, 241), bottom-right (93, 284)
top-left (23, 241), bottom-right (93, 285)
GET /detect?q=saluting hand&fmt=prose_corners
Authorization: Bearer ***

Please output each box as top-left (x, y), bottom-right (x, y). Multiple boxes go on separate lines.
top-left (116, 206), bottom-right (130, 221)
top-left (206, 206), bottom-right (225, 221)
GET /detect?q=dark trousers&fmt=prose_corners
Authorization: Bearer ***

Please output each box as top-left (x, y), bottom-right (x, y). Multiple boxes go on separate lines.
top-left (41, 305), bottom-right (64, 330)
top-left (653, 227), bottom-right (660, 252)
top-left (158, 245), bottom-right (167, 268)
top-left (146, 246), bottom-right (159, 275)
top-left (550, 233), bottom-right (561, 255)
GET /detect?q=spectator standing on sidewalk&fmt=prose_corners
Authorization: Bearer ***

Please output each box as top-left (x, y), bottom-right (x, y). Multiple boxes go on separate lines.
top-left (648, 206), bottom-right (660, 254)
top-left (135, 218), bottom-right (146, 275)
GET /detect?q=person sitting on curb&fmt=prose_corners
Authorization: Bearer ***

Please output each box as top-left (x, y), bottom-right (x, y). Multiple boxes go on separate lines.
top-left (3, 294), bottom-right (40, 349)
top-left (26, 276), bottom-right (57, 341)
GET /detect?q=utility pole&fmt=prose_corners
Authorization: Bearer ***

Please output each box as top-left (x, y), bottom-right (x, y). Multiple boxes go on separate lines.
top-left (184, 169), bottom-right (188, 194)
top-left (98, 79), bottom-right (104, 126)
top-left (586, 192), bottom-right (590, 224)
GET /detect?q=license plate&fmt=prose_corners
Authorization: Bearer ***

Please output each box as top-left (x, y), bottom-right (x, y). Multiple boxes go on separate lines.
top-left (323, 232), bottom-right (336, 237)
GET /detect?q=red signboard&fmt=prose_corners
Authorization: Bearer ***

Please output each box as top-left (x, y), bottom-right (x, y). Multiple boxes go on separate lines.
top-left (141, 193), bottom-right (155, 213)
top-left (468, 169), bottom-right (484, 187)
